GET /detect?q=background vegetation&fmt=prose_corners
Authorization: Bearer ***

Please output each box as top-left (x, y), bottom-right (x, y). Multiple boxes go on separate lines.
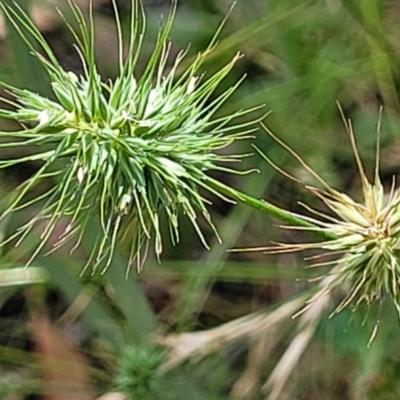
top-left (1, 0), bottom-right (400, 399)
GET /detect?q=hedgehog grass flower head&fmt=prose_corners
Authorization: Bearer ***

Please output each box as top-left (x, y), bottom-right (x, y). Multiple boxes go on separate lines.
top-left (0, 1), bottom-right (255, 273)
top-left (260, 108), bottom-right (400, 319)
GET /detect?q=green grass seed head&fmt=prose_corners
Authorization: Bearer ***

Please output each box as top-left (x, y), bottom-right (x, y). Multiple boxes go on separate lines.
top-left (261, 108), bottom-right (400, 319)
top-left (0, 0), bottom-right (256, 273)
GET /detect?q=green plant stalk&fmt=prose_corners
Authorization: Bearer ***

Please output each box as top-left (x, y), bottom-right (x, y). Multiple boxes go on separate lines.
top-left (205, 176), bottom-right (336, 241)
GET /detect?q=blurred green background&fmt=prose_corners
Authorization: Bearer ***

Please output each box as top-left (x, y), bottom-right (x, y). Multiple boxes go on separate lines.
top-left (1, 0), bottom-right (400, 399)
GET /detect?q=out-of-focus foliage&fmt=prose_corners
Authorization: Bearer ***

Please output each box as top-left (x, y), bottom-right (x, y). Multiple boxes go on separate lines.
top-left (1, 0), bottom-right (400, 399)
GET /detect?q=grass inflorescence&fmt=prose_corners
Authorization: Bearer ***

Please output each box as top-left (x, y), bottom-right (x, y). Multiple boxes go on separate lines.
top-left (0, 0), bottom-right (257, 273)
top-left (258, 108), bottom-right (400, 319)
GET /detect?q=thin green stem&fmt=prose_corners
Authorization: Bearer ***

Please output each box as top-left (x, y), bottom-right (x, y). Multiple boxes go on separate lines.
top-left (206, 176), bottom-right (336, 241)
